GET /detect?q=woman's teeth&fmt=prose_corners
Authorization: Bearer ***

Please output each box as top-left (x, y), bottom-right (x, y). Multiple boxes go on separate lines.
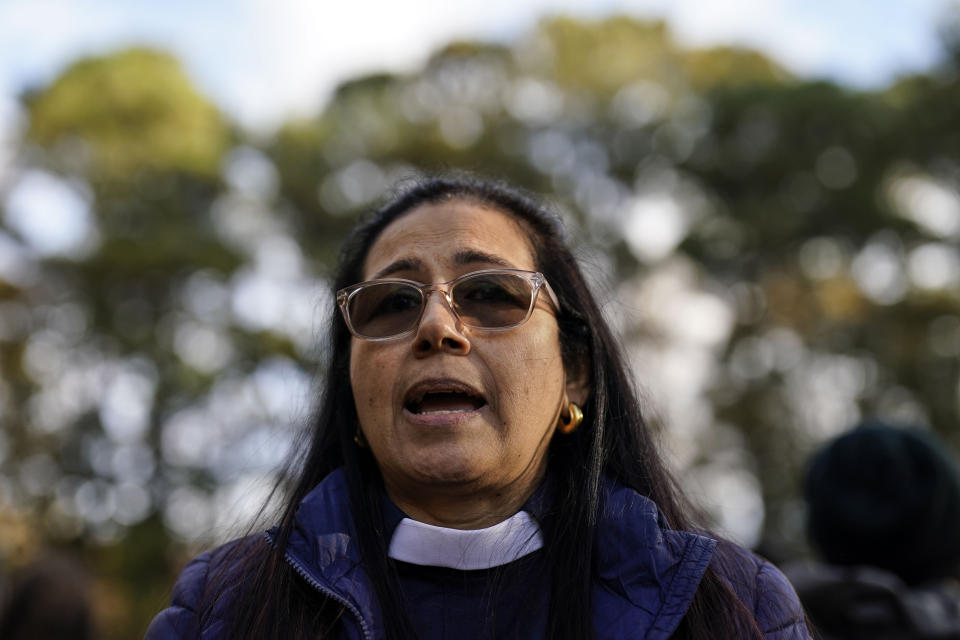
top-left (410, 392), bottom-right (485, 414)
top-left (419, 407), bottom-right (475, 415)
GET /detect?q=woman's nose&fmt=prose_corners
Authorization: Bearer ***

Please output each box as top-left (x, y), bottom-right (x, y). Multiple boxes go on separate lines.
top-left (412, 290), bottom-right (471, 356)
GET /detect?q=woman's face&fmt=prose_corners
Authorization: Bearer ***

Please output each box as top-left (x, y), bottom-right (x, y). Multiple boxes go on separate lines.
top-left (350, 200), bottom-right (574, 526)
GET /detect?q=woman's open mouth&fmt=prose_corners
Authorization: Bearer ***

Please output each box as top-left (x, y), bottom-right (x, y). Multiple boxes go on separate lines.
top-left (403, 380), bottom-right (488, 418)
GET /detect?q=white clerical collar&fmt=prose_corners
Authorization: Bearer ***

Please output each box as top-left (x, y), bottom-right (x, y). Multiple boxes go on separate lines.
top-left (387, 510), bottom-right (544, 570)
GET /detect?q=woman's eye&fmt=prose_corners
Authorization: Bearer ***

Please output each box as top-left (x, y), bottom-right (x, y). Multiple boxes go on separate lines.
top-left (459, 278), bottom-right (526, 306)
top-left (374, 289), bottom-right (421, 315)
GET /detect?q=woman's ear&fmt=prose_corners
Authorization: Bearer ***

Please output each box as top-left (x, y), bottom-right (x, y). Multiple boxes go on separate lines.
top-left (564, 358), bottom-right (591, 407)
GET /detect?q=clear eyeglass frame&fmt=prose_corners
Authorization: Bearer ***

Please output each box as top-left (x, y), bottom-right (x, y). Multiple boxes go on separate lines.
top-left (336, 268), bottom-right (561, 341)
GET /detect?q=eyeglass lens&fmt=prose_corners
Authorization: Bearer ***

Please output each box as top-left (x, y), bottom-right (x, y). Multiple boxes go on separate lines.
top-left (346, 273), bottom-right (535, 338)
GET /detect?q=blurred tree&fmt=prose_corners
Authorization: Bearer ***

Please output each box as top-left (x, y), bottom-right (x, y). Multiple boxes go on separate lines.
top-left (27, 48), bottom-right (226, 178)
top-left (3, 47), bottom-right (254, 638)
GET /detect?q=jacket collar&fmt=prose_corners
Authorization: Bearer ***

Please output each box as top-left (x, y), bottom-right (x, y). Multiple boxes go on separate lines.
top-left (280, 469), bottom-right (716, 638)
top-left (592, 480), bottom-right (717, 638)
top-left (275, 469), bottom-right (383, 639)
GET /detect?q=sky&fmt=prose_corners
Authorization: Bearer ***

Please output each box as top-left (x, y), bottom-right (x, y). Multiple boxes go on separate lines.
top-left (0, 0), bottom-right (956, 132)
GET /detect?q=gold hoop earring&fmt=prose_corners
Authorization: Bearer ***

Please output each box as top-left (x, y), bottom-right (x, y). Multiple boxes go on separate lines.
top-left (353, 429), bottom-right (368, 448)
top-left (558, 402), bottom-right (583, 434)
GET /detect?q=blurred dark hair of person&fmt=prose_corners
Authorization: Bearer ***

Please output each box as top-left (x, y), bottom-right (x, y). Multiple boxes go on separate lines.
top-left (0, 551), bottom-right (95, 640)
top-left (786, 419), bottom-right (960, 640)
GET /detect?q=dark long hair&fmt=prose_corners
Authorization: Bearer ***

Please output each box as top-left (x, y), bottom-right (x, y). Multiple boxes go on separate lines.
top-left (203, 175), bottom-right (764, 639)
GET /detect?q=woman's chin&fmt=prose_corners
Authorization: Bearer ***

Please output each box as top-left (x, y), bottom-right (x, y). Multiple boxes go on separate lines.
top-left (383, 444), bottom-right (493, 490)
top-left (409, 457), bottom-right (489, 488)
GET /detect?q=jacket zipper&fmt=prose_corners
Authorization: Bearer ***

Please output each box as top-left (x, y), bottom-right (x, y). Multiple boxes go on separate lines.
top-left (263, 531), bottom-right (374, 640)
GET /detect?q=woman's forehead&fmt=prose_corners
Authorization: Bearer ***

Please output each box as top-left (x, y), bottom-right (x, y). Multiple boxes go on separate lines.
top-left (362, 201), bottom-right (537, 279)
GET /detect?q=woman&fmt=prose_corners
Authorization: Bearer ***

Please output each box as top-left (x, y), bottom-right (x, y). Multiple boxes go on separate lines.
top-left (146, 176), bottom-right (810, 639)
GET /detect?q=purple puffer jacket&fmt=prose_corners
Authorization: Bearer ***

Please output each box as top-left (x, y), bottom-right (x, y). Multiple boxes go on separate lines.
top-left (145, 470), bottom-right (810, 639)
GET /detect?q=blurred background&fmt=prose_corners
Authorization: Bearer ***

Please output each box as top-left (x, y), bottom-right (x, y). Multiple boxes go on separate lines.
top-left (2, 0), bottom-right (960, 636)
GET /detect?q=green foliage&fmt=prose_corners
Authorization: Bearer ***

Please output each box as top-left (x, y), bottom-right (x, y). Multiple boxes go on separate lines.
top-left (26, 48), bottom-right (228, 178)
top-left (539, 16), bottom-right (677, 93)
top-left (681, 46), bottom-right (790, 91)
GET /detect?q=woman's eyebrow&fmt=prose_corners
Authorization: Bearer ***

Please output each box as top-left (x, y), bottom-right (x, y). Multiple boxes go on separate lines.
top-left (370, 250), bottom-right (512, 280)
top-left (371, 258), bottom-right (421, 280)
top-left (453, 249), bottom-right (513, 268)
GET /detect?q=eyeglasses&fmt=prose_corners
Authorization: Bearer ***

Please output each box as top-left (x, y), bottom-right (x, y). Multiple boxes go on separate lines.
top-left (337, 268), bottom-right (560, 341)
